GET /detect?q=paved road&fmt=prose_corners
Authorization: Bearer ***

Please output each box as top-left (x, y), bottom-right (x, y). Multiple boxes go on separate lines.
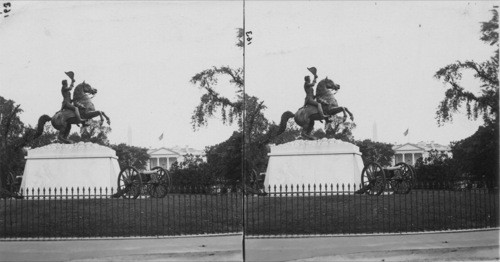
top-left (0, 230), bottom-right (498, 261)
top-left (0, 235), bottom-right (243, 262)
top-left (245, 229), bottom-right (500, 261)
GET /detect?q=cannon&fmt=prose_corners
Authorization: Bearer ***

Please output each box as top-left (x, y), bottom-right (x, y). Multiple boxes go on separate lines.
top-left (358, 162), bottom-right (415, 195)
top-left (114, 166), bottom-right (171, 199)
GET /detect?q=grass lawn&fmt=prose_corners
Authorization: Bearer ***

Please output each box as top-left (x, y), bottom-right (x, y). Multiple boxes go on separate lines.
top-left (1, 193), bottom-right (242, 238)
top-left (245, 189), bottom-right (498, 235)
top-left (1, 189), bottom-right (497, 238)
top-left (246, 190), bottom-right (499, 235)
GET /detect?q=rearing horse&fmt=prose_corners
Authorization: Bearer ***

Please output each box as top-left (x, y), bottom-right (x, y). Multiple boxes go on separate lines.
top-left (35, 82), bottom-right (111, 144)
top-left (277, 77), bottom-right (354, 140)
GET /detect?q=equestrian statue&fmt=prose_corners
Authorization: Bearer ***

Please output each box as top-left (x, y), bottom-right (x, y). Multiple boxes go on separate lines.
top-left (277, 67), bottom-right (354, 140)
top-left (35, 72), bottom-right (111, 143)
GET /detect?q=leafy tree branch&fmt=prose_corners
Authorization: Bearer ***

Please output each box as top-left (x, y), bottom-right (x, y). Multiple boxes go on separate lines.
top-left (434, 8), bottom-right (499, 126)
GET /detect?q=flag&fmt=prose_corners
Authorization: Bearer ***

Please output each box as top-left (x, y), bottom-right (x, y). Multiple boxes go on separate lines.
top-left (158, 133), bottom-right (164, 141)
top-left (403, 128), bottom-right (409, 136)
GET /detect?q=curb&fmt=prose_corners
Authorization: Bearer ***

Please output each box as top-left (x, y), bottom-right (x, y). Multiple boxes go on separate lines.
top-left (0, 232), bottom-right (242, 242)
top-left (2, 228), bottom-right (498, 241)
top-left (245, 227), bottom-right (500, 239)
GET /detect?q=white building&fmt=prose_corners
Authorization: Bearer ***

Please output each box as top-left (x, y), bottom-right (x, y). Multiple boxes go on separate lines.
top-left (147, 146), bottom-right (205, 170)
top-left (392, 141), bottom-right (451, 166)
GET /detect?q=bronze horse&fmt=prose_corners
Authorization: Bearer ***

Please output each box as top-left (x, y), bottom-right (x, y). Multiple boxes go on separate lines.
top-left (35, 82), bottom-right (111, 143)
top-left (277, 77), bottom-right (354, 140)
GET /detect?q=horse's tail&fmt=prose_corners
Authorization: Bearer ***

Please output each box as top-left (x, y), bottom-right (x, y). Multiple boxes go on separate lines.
top-left (35, 115), bottom-right (52, 139)
top-left (277, 111), bottom-right (295, 136)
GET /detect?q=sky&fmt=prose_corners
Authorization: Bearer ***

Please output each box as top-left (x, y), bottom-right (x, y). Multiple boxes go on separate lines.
top-left (0, 1), bottom-right (497, 150)
top-left (0, 1), bottom-right (243, 150)
top-left (246, 1), bottom-right (496, 146)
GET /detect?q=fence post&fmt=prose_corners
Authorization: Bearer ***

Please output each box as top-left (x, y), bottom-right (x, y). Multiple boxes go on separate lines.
top-left (3, 194), bottom-right (6, 237)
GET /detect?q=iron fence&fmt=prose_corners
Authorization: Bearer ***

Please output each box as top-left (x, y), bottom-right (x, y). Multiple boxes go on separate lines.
top-left (1, 187), bottom-right (242, 239)
top-left (0, 182), bottom-right (498, 239)
top-left (245, 182), bottom-right (499, 236)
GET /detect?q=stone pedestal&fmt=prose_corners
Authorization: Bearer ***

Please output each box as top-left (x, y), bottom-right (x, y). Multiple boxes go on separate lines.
top-left (264, 139), bottom-right (364, 192)
top-left (21, 142), bottom-right (120, 194)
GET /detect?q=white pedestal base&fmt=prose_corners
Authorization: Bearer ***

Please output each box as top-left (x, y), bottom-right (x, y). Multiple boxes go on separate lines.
top-left (21, 142), bottom-right (120, 195)
top-left (264, 139), bottom-right (364, 192)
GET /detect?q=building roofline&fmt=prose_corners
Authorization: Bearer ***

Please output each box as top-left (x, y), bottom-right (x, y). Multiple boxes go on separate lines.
top-left (392, 143), bottom-right (426, 151)
top-left (148, 147), bottom-right (206, 156)
top-left (148, 147), bottom-right (181, 156)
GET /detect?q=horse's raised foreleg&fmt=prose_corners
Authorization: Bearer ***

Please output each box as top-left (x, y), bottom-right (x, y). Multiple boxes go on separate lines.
top-left (100, 111), bottom-right (111, 125)
top-left (341, 107), bottom-right (348, 122)
top-left (94, 111), bottom-right (110, 126)
top-left (81, 111), bottom-right (110, 125)
top-left (324, 107), bottom-right (343, 117)
top-left (100, 113), bottom-right (105, 125)
top-left (325, 106), bottom-right (352, 122)
top-left (344, 107), bottom-right (354, 121)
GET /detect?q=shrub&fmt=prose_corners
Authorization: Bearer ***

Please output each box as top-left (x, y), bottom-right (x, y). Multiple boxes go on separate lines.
top-left (169, 154), bottom-right (223, 192)
top-left (354, 139), bottom-right (394, 166)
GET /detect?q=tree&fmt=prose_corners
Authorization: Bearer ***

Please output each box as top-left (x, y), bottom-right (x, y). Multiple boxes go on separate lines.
top-left (110, 143), bottom-right (150, 170)
top-left (312, 116), bottom-right (357, 142)
top-left (434, 9), bottom-right (498, 126)
top-left (0, 96), bottom-right (36, 195)
top-left (204, 131), bottom-right (243, 187)
top-left (434, 8), bottom-right (499, 190)
top-left (67, 120), bottom-right (111, 146)
top-left (169, 154), bottom-right (219, 191)
top-left (190, 65), bottom-right (269, 139)
top-left (450, 124), bottom-right (498, 189)
top-left (0, 97), bottom-right (24, 191)
top-left (354, 139), bottom-right (395, 167)
top-left (28, 125), bottom-right (58, 149)
top-left (271, 123), bottom-right (302, 145)
top-left (191, 66), bottom-right (244, 129)
top-left (414, 150), bottom-right (458, 185)
top-left (191, 29), bottom-right (271, 185)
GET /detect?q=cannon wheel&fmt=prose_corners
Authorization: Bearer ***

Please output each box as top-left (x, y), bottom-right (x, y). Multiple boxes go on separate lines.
top-left (148, 167), bottom-right (170, 198)
top-left (6, 172), bottom-right (21, 194)
top-left (392, 162), bottom-right (414, 194)
top-left (361, 162), bottom-right (386, 195)
top-left (117, 166), bottom-right (142, 199)
top-left (1, 172), bottom-right (22, 199)
top-left (245, 169), bottom-right (267, 196)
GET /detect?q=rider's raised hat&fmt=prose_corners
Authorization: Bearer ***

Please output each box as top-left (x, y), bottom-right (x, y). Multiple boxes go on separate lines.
top-left (307, 67), bottom-right (317, 76)
top-left (65, 71), bottom-right (75, 80)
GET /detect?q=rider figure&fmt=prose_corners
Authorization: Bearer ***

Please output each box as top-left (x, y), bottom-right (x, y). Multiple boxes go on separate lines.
top-left (303, 69), bottom-right (326, 119)
top-left (61, 72), bottom-right (86, 123)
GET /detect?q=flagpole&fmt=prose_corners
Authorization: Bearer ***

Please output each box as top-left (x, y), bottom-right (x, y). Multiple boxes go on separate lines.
top-left (403, 128), bottom-right (409, 144)
top-left (158, 133), bottom-right (164, 148)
